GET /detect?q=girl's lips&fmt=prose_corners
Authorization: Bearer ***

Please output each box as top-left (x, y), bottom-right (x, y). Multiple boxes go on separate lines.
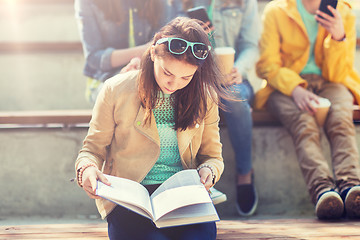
top-left (164, 87), bottom-right (175, 93)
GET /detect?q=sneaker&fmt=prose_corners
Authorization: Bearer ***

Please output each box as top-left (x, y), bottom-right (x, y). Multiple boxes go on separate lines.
top-left (343, 186), bottom-right (360, 218)
top-left (236, 176), bottom-right (258, 216)
top-left (315, 190), bottom-right (344, 220)
top-left (210, 187), bottom-right (227, 205)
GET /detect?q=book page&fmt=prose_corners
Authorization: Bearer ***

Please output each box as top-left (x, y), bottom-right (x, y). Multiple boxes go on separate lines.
top-left (152, 184), bottom-right (212, 220)
top-left (154, 202), bottom-right (219, 228)
top-left (96, 174), bottom-right (153, 219)
top-left (151, 169), bottom-right (202, 199)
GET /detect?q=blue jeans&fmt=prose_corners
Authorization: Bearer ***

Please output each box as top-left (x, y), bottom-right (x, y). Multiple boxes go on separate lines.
top-left (221, 80), bottom-right (254, 175)
top-left (107, 205), bottom-right (217, 240)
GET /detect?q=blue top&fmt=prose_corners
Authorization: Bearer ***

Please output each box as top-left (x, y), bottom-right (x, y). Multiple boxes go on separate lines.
top-left (74, 0), bottom-right (174, 81)
top-left (172, 0), bottom-right (260, 78)
top-left (297, 0), bottom-right (322, 75)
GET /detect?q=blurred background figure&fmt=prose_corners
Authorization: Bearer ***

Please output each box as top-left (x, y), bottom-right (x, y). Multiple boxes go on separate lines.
top-left (174, 0), bottom-right (261, 216)
top-left (256, 0), bottom-right (360, 220)
top-left (74, 0), bottom-right (173, 104)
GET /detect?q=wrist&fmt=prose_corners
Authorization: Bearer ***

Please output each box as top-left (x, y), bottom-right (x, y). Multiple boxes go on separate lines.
top-left (77, 163), bottom-right (97, 187)
top-left (332, 34), bottom-right (346, 42)
top-left (197, 164), bottom-right (216, 184)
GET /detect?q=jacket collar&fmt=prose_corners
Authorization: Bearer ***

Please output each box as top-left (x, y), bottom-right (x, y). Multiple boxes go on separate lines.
top-left (278, 0), bottom-right (308, 37)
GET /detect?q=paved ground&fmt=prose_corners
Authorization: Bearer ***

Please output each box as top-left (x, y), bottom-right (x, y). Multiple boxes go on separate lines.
top-left (2, 217), bottom-right (360, 239)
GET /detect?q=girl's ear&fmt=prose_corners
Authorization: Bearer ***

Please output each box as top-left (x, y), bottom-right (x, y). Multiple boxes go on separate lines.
top-left (150, 45), bottom-right (155, 62)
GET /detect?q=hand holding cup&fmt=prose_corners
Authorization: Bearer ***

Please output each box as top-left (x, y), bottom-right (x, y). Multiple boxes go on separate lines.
top-left (310, 97), bottom-right (331, 127)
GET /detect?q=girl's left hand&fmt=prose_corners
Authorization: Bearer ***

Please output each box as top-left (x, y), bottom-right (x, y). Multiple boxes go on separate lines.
top-left (315, 6), bottom-right (345, 41)
top-left (198, 167), bottom-right (213, 191)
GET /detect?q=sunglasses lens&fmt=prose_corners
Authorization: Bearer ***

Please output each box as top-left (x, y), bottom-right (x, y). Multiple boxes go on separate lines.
top-left (193, 44), bottom-right (209, 59)
top-left (169, 39), bottom-right (188, 54)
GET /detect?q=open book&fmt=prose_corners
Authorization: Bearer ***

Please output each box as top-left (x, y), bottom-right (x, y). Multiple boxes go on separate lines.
top-left (96, 169), bottom-right (219, 228)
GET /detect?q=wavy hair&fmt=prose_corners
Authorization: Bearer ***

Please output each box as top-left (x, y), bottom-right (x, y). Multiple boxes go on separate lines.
top-left (137, 17), bottom-right (230, 131)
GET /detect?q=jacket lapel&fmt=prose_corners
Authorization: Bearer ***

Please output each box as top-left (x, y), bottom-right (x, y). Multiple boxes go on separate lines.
top-left (177, 123), bottom-right (201, 157)
top-left (134, 106), bottom-right (160, 146)
top-left (282, 0), bottom-right (308, 38)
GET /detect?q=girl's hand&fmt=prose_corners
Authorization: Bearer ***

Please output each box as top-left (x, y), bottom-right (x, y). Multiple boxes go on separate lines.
top-left (225, 68), bottom-right (243, 86)
top-left (198, 167), bottom-right (213, 191)
top-left (315, 6), bottom-right (345, 41)
top-left (291, 85), bottom-right (320, 115)
top-left (81, 167), bottom-right (111, 199)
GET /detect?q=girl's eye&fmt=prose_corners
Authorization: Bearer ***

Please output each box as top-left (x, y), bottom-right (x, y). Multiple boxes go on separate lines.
top-left (163, 70), bottom-right (172, 76)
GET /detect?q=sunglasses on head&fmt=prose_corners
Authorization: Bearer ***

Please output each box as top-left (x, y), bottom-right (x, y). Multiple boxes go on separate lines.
top-left (155, 37), bottom-right (211, 60)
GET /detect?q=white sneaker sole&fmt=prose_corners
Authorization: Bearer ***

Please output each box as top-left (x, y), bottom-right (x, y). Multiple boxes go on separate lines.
top-left (212, 194), bottom-right (227, 205)
top-left (315, 191), bottom-right (344, 220)
top-left (236, 188), bottom-right (258, 217)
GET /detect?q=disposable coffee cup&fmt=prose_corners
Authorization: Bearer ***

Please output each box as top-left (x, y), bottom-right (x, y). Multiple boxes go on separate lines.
top-left (310, 98), bottom-right (331, 127)
top-left (214, 47), bottom-right (235, 76)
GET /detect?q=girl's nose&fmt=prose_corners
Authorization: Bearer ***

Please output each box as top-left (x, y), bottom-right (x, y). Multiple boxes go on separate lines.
top-left (167, 78), bottom-right (176, 87)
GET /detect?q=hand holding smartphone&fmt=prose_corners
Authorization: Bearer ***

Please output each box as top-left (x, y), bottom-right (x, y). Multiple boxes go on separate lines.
top-left (318, 0), bottom-right (338, 18)
top-left (316, 0), bottom-right (345, 41)
top-left (186, 6), bottom-right (213, 29)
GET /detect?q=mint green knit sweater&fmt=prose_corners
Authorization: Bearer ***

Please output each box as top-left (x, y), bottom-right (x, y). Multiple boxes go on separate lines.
top-left (141, 94), bottom-right (183, 185)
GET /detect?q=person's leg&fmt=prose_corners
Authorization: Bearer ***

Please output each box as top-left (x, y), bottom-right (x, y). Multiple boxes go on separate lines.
top-left (267, 90), bottom-right (344, 219)
top-left (319, 82), bottom-right (360, 192)
top-left (267, 91), bottom-right (335, 203)
top-left (221, 80), bottom-right (254, 176)
top-left (319, 82), bottom-right (360, 218)
top-left (85, 78), bottom-right (104, 105)
top-left (221, 80), bottom-right (257, 216)
top-left (107, 206), bottom-right (169, 240)
top-left (167, 221), bottom-right (217, 240)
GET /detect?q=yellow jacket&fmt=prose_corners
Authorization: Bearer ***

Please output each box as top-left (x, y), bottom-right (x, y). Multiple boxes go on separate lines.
top-left (75, 70), bottom-right (224, 219)
top-left (255, 0), bottom-right (360, 109)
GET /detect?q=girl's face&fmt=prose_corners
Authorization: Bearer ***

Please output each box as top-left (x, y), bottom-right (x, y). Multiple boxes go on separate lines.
top-left (151, 50), bottom-right (198, 94)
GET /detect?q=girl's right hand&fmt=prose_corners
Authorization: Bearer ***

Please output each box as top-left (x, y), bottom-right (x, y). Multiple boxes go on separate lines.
top-left (81, 167), bottom-right (111, 199)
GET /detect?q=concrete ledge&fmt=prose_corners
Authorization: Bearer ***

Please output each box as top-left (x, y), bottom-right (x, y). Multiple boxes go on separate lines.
top-left (2, 124), bottom-right (360, 219)
top-left (0, 109), bottom-right (359, 219)
top-left (0, 107), bottom-right (358, 127)
top-left (0, 109), bottom-right (92, 125)
top-left (0, 42), bottom-right (82, 53)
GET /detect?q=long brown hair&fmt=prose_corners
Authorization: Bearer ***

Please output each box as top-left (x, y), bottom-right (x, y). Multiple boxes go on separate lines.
top-left (138, 17), bottom-right (230, 131)
top-left (93, 0), bottom-right (163, 28)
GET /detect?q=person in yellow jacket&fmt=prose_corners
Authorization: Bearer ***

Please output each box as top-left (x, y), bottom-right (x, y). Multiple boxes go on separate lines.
top-left (256, 0), bottom-right (360, 220)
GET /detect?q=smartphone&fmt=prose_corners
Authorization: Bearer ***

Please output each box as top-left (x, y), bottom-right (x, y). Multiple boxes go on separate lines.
top-left (318, 0), bottom-right (338, 18)
top-left (186, 6), bottom-right (213, 29)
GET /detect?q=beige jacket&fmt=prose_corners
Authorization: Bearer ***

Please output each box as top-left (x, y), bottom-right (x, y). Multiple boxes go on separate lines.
top-left (75, 70), bottom-right (224, 218)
